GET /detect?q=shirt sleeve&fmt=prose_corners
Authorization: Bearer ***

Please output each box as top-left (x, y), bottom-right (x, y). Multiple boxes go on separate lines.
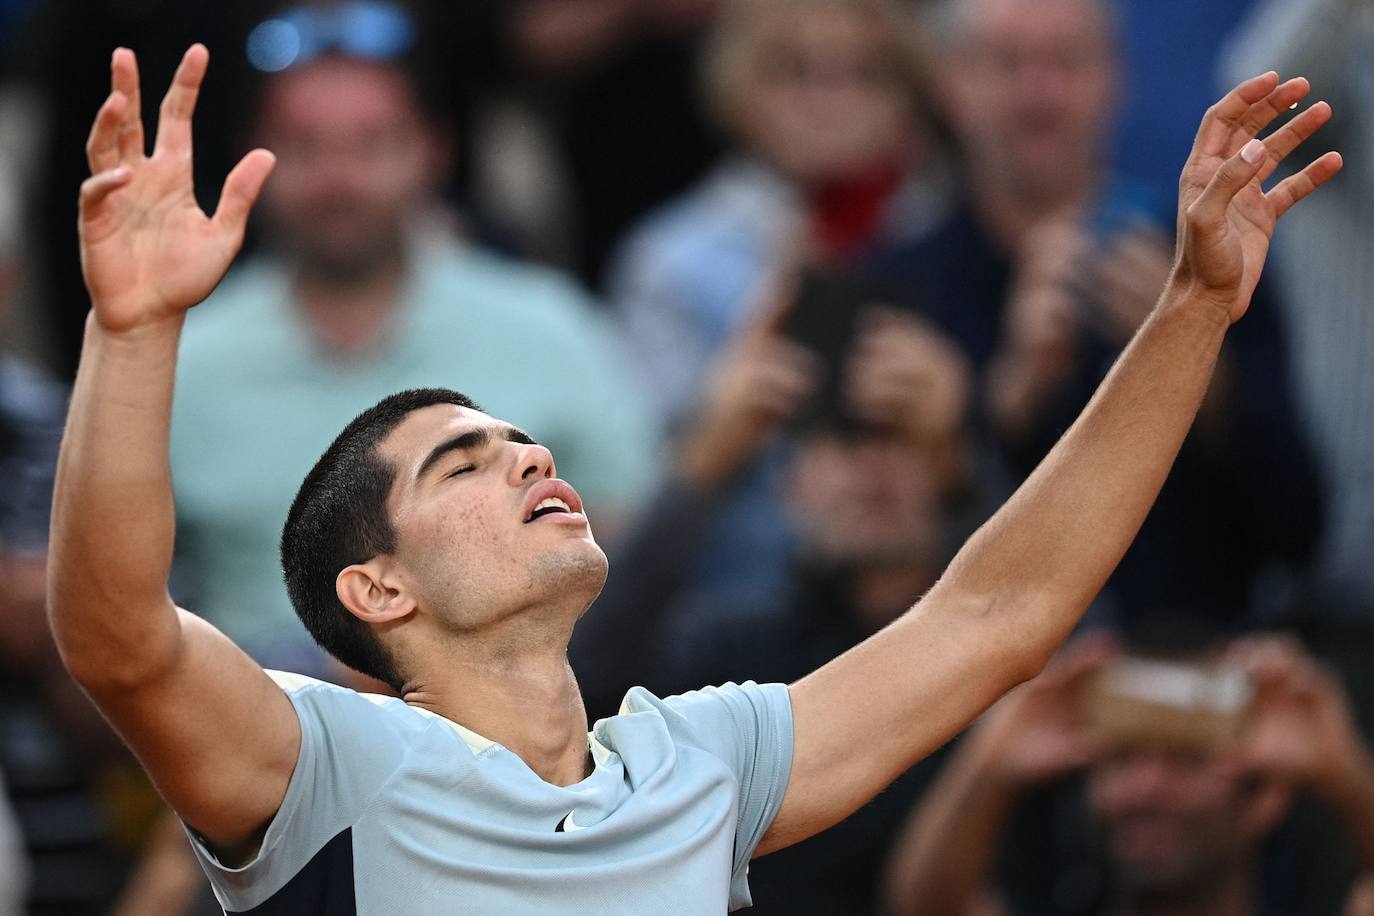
top-left (663, 681), bottom-right (794, 908)
top-left (183, 672), bottom-right (407, 912)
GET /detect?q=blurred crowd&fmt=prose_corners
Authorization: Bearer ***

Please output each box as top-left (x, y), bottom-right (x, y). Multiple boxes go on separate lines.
top-left (0, 0), bottom-right (1371, 913)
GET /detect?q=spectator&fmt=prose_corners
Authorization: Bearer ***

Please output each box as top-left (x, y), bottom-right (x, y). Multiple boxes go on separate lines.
top-left (170, 5), bottom-right (657, 675)
top-left (611, 0), bottom-right (946, 424)
top-left (1221, 0), bottom-right (1374, 665)
top-left (872, 0), bottom-right (1322, 628)
top-left (573, 307), bottom-right (978, 913)
top-left (883, 635), bottom-right (1374, 916)
top-left (606, 0), bottom-right (948, 607)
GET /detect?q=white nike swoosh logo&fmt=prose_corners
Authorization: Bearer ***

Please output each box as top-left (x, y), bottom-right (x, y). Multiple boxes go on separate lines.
top-left (555, 811), bottom-right (586, 833)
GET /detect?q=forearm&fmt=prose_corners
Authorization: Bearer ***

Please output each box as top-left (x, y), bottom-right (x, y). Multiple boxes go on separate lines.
top-left (48, 311), bottom-right (186, 686)
top-left (883, 739), bottom-right (1018, 916)
top-left (934, 285), bottom-right (1226, 668)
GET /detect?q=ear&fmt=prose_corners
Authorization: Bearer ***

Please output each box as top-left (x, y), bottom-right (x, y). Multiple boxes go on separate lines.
top-left (336, 559), bottom-right (417, 626)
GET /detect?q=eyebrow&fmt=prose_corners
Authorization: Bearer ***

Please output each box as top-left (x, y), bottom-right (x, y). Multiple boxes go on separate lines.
top-left (414, 425), bottom-right (538, 483)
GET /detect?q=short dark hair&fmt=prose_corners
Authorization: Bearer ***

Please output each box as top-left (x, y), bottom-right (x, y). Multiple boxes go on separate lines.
top-left (281, 388), bottom-right (481, 690)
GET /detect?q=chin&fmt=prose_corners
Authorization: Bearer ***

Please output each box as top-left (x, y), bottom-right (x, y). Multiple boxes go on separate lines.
top-left (534, 539), bottom-right (609, 604)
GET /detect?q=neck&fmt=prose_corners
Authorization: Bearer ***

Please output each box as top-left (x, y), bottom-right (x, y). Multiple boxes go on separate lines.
top-left (294, 251), bottom-right (407, 356)
top-left (967, 158), bottom-right (1099, 252)
top-left (401, 620), bottom-right (591, 787)
top-left (1112, 873), bottom-right (1255, 916)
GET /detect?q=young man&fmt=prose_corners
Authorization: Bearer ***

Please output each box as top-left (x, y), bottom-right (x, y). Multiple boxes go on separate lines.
top-left (48, 44), bottom-right (1339, 913)
top-left (168, 13), bottom-right (656, 676)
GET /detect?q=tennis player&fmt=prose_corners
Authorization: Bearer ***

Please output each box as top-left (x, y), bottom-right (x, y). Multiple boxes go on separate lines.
top-left (49, 44), bottom-right (1340, 914)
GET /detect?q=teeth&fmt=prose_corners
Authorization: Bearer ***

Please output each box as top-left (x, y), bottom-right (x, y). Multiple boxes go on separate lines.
top-left (535, 497), bottom-right (571, 513)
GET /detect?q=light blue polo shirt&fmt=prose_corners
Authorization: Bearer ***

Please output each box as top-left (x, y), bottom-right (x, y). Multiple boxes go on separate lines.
top-left (188, 673), bottom-right (794, 914)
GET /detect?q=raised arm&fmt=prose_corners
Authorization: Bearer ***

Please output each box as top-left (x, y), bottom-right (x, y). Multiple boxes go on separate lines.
top-left (48, 45), bottom-right (296, 860)
top-left (758, 72), bottom-right (1343, 854)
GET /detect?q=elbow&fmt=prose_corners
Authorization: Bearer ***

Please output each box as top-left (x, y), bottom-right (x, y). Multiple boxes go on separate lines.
top-left (947, 585), bottom-right (1068, 689)
top-left (1010, 619), bottom-right (1060, 683)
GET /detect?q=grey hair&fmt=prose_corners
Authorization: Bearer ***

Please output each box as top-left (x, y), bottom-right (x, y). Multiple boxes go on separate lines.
top-left (923, 0), bottom-right (1123, 50)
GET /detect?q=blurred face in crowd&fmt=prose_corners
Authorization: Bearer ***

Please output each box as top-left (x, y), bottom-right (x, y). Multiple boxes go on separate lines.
top-left (945, 0), bottom-right (1117, 202)
top-left (733, 4), bottom-right (914, 182)
top-left (784, 432), bottom-right (941, 569)
top-left (257, 57), bottom-right (441, 280)
top-left (366, 405), bottom-right (607, 643)
top-left (1087, 745), bottom-right (1277, 903)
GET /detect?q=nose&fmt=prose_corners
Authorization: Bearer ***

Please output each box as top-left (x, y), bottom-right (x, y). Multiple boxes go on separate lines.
top-left (1112, 752), bottom-right (1175, 805)
top-left (510, 440), bottom-right (557, 483)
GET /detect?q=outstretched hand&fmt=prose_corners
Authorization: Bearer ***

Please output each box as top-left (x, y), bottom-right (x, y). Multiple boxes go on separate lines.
top-left (1173, 71), bottom-right (1341, 324)
top-left (79, 45), bottom-right (275, 333)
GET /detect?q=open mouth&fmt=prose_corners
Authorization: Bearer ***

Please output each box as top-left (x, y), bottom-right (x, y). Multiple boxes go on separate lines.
top-left (525, 497), bottom-right (573, 523)
top-left (521, 480), bottom-right (585, 525)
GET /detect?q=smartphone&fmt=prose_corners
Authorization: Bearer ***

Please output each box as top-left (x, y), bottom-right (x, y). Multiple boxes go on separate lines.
top-left (780, 268), bottom-right (922, 429)
top-left (1081, 656), bottom-right (1253, 751)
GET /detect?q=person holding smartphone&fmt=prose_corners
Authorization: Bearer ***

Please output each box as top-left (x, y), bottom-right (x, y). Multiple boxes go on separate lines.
top-left (884, 636), bottom-right (1374, 916)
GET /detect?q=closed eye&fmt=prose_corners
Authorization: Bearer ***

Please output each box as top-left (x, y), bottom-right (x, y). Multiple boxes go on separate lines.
top-left (445, 464), bottom-right (476, 479)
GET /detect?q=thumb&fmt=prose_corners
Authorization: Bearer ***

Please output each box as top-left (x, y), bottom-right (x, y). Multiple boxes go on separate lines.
top-left (1189, 138), bottom-right (1266, 226)
top-left (213, 148), bottom-right (276, 237)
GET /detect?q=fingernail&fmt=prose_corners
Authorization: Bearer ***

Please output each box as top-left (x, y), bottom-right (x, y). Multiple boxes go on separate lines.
top-left (1241, 139), bottom-right (1266, 164)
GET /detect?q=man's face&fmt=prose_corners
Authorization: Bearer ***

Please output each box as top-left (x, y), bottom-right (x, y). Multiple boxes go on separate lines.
top-left (947, 0), bottom-right (1117, 199)
top-left (740, 7), bottom-right (911, 182)
top-left (1087, 746), bottom-right (1252, 900)
top-left (257, 58), bottom-right (438, 278)
top-left (784, 433), bottom-right (941, 568)
top-left (376, 405), bottom-right (608, 633)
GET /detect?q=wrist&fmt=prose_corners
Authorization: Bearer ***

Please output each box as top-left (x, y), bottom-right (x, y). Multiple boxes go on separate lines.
top-left (1158, 270), bottom-right (1238, 332)
top-left (88, 307), bottom-right (186, 342)
top-left (87, 310), bottom-right (186, 361)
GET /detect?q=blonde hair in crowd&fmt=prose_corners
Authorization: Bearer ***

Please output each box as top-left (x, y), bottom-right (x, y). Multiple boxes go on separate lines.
top-left (700, 0), bottom-right (937, 138)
